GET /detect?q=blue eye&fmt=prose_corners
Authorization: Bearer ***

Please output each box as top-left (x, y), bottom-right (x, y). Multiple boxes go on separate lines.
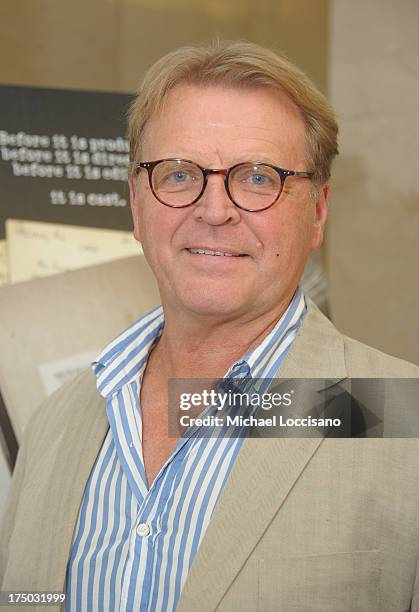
top-left (173, 171), bottom-right (189, 182)
top-left (250, 174), bottom-right (269, 185)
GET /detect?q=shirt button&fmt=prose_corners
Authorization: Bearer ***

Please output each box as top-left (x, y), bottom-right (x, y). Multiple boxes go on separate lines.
top-left (136, 522), bottom-right (151, 537)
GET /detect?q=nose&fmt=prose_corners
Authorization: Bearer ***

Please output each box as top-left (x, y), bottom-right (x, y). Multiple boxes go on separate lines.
top-left (192, 174), bottom-right (241, 226)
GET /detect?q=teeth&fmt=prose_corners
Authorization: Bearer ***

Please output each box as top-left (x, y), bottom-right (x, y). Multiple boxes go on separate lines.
top-left (188, 248), bottom-right (236, 257)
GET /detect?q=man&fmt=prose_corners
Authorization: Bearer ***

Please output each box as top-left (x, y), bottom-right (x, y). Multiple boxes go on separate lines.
top-left (1, 41), bottom-right (419, 611)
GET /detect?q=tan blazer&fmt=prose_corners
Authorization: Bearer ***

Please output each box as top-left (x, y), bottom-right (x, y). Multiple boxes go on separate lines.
top-left (1, 300), bottom-right (419, 611)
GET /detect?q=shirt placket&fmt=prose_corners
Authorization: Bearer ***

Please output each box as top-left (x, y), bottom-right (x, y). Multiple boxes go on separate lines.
top-left (112, 380), bottom-right (195, 611)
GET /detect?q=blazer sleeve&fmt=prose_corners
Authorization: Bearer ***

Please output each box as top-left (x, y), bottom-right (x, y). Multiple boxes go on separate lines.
top-left (412, 557), bottom-right (419, 612)
top-left (0, 427), bottom-right (28, 586)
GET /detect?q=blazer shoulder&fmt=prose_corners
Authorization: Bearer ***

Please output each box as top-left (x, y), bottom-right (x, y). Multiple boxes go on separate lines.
top-left (23, 367), bottom-right (103, 446)
top-left (342, 334), bottom-right (419, 378)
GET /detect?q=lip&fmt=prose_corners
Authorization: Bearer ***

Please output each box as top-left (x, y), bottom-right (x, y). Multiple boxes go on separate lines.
top-left (185, 246), bottom-right (249, 257)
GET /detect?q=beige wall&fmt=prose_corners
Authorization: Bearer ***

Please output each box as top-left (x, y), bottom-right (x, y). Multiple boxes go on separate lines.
top-left (0, 0), bottom-right (328, 93)
top-left (328, 0), bottom-right (419, 364)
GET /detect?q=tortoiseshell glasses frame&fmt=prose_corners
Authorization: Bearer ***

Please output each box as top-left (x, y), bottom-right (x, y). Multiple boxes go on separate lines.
top-left (135, 158), bottom-right (314, 212)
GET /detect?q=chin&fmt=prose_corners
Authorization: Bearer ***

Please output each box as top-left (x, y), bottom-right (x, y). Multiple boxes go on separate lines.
top-left (175, 286), bottom-right (249, 319)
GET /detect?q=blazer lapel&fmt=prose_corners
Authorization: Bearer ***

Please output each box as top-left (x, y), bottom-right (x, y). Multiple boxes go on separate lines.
top-left (177, 299), bottom-right (348, 611)
top-left (176, 436), bottom-right (324, 612)
top-left (52, 392), bottom-right (109, 591)
top-left (27, 370), bottom-right (109, 593)
top-left (279, 298), bottom-right (347, 383)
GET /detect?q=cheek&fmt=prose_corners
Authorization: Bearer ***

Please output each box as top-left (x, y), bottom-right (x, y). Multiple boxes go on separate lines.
top-left (138, 210), bottom-right (158, 251)
top-left (136, 200), bottom-right (161, 255)
top-left (137, 201), bottom-right (185, 258)
top-left (132, 180), bottom-right (147, 241)
top-left (259, 210), bottom-right (313, 261)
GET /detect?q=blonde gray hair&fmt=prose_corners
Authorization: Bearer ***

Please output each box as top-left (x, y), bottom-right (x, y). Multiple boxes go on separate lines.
top-left (127, 40), bottom-right (338, 185)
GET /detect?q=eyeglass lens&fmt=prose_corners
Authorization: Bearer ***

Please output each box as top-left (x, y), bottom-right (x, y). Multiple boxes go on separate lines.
top-left (151, 160), bottom-right (282, 210)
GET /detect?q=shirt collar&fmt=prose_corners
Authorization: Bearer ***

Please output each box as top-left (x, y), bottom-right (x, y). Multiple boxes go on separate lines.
top-left (226, 286), bottom-right (306, 378)
top-left (92, 305), bottom-right (164, 398)
top-left (92, 288), bottom-right (306, 399)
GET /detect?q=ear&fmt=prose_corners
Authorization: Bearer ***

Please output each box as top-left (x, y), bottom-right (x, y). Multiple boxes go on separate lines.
top-left (128, 171), bottom-right (141, 243)
top-left (310, 182), bottom-right (330, 251)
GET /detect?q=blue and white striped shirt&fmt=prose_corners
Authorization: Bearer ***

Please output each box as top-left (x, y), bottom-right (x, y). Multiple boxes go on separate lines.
top-left (65, 287), bottom-right (306, 611)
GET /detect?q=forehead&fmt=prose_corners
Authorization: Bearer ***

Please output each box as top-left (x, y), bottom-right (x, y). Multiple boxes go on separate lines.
top-left (141, 83), bottom-right (307, 166)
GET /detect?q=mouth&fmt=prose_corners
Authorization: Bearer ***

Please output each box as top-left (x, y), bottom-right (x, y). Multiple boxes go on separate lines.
top-left (186, 248), bottom-right (248, 258)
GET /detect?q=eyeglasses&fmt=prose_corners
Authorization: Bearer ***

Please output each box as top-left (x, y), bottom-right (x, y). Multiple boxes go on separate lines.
top-left (135, 158), bottom-right (313, 212)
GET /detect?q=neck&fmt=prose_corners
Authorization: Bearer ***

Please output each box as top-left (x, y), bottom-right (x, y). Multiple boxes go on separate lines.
top-left (149, 294), bottom-right (296, 380)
